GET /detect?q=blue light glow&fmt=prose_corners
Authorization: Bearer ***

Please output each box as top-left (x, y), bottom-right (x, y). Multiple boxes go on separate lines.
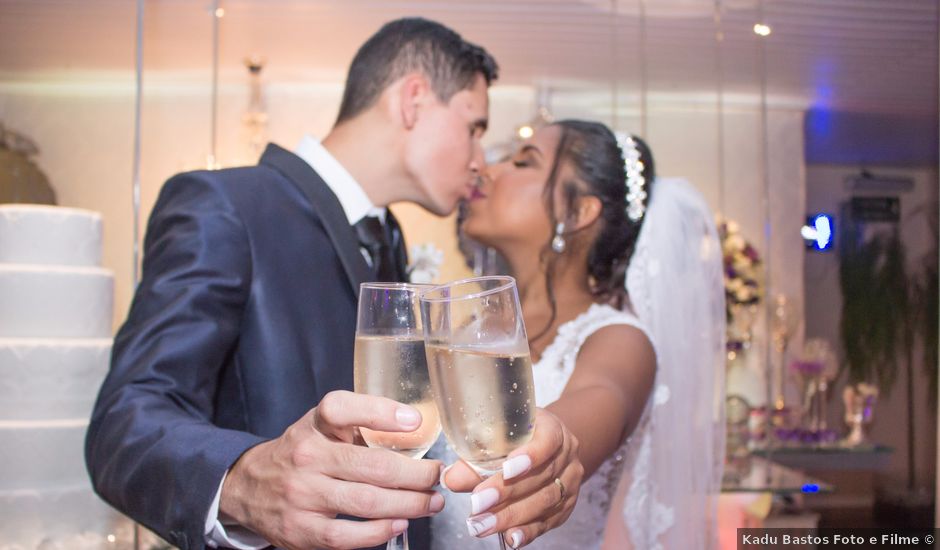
top-left (802, 214), bottom-right (834, 251)
top-left (801, 484), bottom-right (820, 493)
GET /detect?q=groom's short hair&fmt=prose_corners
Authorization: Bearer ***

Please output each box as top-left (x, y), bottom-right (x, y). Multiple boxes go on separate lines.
top-left (335, 17), bottom-right (498, 124)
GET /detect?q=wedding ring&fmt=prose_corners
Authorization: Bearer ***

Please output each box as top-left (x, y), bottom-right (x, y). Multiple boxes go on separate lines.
top-left (554, 477), bottom-right (567, 506)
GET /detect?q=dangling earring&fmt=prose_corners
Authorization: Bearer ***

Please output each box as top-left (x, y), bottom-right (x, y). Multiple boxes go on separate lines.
top-left (551, 222), bottom-right (566, 253)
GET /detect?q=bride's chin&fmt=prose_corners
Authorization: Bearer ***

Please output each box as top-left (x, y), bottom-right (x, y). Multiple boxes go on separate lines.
top-left (462, 224), bottom-right (482, 241)
top-left (462, 214), bottom-right (480, 234)
top-left (462, 221), bottom-right (491, 246)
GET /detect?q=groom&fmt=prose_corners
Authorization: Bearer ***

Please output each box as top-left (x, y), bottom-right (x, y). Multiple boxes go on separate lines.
top-left (86, 18), bottom-right (496, 550)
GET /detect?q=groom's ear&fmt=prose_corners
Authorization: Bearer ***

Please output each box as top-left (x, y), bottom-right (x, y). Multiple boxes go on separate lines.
top-left (398, 72), bottom-right (432, 130)
top-left (572, 195), bottom-right (603, 232)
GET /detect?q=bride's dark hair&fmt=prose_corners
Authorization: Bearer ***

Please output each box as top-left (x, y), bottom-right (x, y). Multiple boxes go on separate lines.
top-left (532, 120), bottom-right (655, 343)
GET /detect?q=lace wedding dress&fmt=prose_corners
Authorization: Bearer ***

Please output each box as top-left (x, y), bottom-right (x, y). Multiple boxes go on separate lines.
top-left (430, 303), bottom-right (660, 550)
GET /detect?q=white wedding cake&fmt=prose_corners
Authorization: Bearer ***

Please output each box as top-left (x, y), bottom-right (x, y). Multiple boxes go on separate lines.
top-left (0, 205), bottom-right (133, 549)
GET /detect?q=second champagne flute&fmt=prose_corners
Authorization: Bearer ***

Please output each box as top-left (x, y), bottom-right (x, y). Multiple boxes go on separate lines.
top-left (419, 276), bottom-right (536, 550)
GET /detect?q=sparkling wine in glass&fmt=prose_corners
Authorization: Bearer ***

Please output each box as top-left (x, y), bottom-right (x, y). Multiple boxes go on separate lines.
top-left (419, 276), bottom-right (535, 550)
top-left (354, 283), bottom-right (442, 549)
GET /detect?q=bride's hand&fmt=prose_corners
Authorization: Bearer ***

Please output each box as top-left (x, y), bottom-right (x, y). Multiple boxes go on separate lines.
top-left (442, 408), bottom-right (583, 548)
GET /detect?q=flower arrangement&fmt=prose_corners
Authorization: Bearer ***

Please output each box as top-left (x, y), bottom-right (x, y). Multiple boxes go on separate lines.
top-left (717, 216), bottom-right (764, 309)
top-left (407, 243), bottom-right (444, 284)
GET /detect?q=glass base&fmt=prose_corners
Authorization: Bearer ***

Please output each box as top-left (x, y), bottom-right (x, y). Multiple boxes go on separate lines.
top-left (468, 457), bottom-right (509, 478)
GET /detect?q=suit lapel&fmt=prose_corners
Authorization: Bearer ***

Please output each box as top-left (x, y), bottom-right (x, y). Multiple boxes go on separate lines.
top-left (259, 143), bottom-right (371, 296)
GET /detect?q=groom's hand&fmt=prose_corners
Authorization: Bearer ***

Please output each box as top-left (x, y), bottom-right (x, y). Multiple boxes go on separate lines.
top-left (220, 390), bottom-right (444, 550)
top-left (443, 408), bottom-right (583, 548)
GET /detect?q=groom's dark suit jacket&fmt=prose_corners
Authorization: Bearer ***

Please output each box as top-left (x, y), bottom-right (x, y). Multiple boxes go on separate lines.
top-left (85, 144), bottom-right (428, 550)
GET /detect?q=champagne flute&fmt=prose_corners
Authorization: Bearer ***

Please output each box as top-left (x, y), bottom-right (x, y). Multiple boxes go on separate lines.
top-left (354, 282), bottom-right (442, 550)
top-left (419, 276), bottom-right (535, 550)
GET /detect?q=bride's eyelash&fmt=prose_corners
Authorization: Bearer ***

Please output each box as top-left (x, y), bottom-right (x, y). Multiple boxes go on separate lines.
top-left (513, 159), bottom-right (529, 168)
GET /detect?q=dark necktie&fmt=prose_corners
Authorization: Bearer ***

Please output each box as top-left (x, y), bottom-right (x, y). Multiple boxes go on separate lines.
top-left (353, 215), bottom-right (398, 282)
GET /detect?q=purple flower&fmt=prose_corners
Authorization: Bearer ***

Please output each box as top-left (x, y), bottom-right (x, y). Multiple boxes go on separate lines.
top-left (744, 245), bottom-right (761, 262)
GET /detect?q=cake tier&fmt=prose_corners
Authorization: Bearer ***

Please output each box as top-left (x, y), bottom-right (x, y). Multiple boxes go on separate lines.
top-left (0, 338), bottom-right (111, 421)
top-left (0, 482), bottom-right (134, 550)
top-left (0, 265), bottom-right (113, 338)
top-left (0, 419), bottom-right (94, 491)
top-left (0, 205), bottom-right (102, 267)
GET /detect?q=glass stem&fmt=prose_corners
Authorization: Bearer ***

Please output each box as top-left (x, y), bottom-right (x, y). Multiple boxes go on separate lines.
top-left (479, 470), bottom-right (509, 550)
top-left (387, 528), bottom-right (409, 550)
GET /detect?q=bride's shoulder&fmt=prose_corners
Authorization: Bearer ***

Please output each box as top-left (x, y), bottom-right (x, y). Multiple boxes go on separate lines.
top-left (581, 321), bottom-right (654, 359)
top-left (574, 305), bottom-right (655, 366)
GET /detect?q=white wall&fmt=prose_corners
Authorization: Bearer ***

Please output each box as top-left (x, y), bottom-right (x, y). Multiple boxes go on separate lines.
top-left (0, 74), bottom-right (807, 345)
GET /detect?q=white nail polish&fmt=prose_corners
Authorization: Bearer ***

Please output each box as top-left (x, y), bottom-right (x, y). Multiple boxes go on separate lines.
top-left (502, 454), bottom-right (532, 480)
top-left (439, 463), bottom-right (453, 492)
top-left (470, 487), bottom-right (500, 515)
top-left (510, 531), bottom-right (525, 548)
top-left (466, 513), bottom-right (497, 537)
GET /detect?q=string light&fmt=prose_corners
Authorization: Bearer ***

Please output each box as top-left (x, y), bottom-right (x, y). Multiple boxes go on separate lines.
top-left (753, 23), bottom-right (772, 37)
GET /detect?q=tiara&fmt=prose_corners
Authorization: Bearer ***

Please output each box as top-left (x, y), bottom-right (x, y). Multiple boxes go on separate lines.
top-left (618, 134), bottom-right (647, 222)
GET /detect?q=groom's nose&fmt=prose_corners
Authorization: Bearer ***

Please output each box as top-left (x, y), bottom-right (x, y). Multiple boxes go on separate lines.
top-left (469, 139), bottom-right (485, 173)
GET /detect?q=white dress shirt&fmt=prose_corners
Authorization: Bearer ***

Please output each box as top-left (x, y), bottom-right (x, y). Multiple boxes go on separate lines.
top-left (205, 136), bottom-right (385, 549)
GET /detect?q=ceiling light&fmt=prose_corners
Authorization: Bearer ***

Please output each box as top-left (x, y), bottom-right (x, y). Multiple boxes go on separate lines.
top-left (753, 23), bottom-right (771, 37)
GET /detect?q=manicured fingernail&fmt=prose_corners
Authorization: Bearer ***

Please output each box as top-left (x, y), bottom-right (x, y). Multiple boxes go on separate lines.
top-left (502, 454), bottom-right (532, 480)
top-left (509, 530), bottom-right (525, 548)
top-left (396, 406), bottom-right (420, 428)
top-left (392, 519), bottom-right (409, 535)
top-left (470, 487), bottom-right (500, 515)
top-left (466, 513), bottom-right (497, 537)
top-left (439, 463), bottom-right (453, 491)
top-left (429, 492), bottom-right (445, 513)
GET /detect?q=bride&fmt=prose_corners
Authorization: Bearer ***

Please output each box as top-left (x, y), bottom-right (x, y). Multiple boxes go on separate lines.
top-left (434, 120), bottom-right (725, 549)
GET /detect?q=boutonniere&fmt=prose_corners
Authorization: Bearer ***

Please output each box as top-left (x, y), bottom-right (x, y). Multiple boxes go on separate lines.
top-left (407, 243), bottom-right (444, 284)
